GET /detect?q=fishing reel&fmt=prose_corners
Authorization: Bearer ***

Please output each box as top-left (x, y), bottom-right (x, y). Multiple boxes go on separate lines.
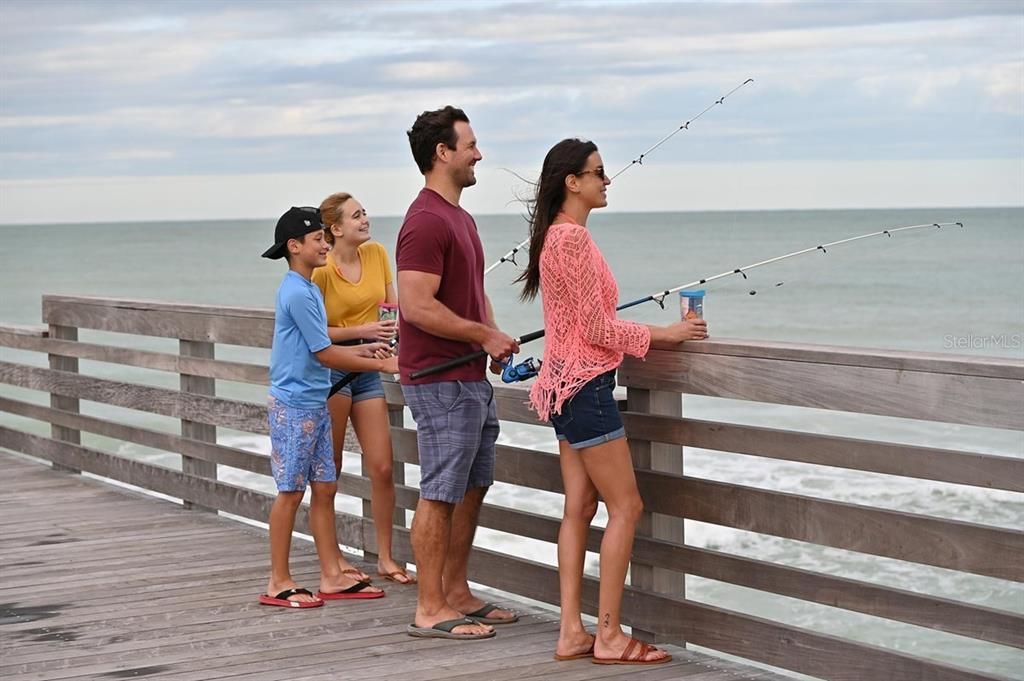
top-left (501, 354), bottom-right (542, 383)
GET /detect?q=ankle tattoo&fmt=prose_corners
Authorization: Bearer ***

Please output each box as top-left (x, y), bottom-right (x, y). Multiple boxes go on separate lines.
top-left (602, 613), bottom-right (610, 628)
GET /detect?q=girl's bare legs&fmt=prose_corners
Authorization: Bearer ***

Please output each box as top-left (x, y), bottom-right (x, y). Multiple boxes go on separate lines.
top-left (310, 481), bottom-right (382, 595)
top-left (350, 397), bottom-right (410, 581)
top-left (326, 391), bottom-right (371, 582)
top-left (555, 439), bottom-right (599, 657)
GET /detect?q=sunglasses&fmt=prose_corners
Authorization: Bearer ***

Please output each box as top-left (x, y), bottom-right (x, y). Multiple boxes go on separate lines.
top-left (577, 167), bottom-right (607, 181)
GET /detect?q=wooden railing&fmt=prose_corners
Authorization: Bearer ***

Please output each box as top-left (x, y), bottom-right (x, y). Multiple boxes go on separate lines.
top-left (0, 294), bottom-right (1021, 681)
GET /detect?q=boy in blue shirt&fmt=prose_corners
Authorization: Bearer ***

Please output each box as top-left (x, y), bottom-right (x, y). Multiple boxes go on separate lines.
top-left (259, 206), bottom-right (399, 608)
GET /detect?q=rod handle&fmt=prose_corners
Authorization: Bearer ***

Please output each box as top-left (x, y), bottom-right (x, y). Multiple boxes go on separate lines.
top-left (407, 329), bottom-right (547, 380)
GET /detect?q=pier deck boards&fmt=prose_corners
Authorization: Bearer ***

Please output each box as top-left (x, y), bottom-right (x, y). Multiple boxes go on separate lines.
top-left (0, 452), bottom-right (786, 681)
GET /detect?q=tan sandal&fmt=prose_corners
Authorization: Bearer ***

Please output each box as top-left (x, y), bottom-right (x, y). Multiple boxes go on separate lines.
top-left (378, 569), bottom-right (417, 584)
top-left (593, 638), bottom-right (672, 665)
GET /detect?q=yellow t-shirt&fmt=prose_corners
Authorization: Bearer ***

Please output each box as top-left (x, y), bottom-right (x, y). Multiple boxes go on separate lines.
top-left (311, 241), bottom-right (394, 329)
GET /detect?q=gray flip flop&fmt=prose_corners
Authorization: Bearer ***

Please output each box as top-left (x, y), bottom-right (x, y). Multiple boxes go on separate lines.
top-left (465, 602), bottom-right (519, 625)
top-left (407, 617), bottom-right (496, 640)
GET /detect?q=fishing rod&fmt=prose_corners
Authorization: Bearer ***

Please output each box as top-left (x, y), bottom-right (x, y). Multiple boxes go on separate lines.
top-left (484, 78), bottom-right (755, 276)
top-left (327, 338), bottom-right (396, 399)
top-left (409, 221), bottom-right (964, 381)
top-left (329, 80), bottom-right (756, 398)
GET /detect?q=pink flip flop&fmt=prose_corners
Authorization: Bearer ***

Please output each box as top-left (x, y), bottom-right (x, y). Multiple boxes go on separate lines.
top-left (258, 588), bottom-right (323, 609)
top-left (316, 581), bottom-right (385, 600)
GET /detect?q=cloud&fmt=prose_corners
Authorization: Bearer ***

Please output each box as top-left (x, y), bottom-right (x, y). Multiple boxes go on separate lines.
top-left (100, 149), bottom-right (175, 161)
top-left (380, 60), bottom-right (476, 83)
top-left (0, 0), bottom-right (1020, 222)
top-left (982, 61), bottom-right (1024, 114)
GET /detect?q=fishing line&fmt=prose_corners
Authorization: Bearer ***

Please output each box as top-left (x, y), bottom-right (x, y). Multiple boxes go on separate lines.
top-left (331, 80), bottom-right (756, 397)
top-left (409, 221), bottom-right (964, 380)
top-left (484, 78), bottom-right (755, 275)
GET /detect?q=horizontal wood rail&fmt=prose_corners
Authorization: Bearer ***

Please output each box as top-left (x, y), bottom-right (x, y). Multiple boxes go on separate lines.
top-left (1, 294), bottom-right (1021, 681)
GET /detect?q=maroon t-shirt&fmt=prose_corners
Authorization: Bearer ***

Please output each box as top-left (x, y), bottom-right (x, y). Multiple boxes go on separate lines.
top-left (396, 188), bottom-right (488, 384)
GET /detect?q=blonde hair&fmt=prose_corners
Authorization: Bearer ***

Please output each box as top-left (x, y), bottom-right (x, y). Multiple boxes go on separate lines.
top-left (319, 192), bottom-right (354, 245)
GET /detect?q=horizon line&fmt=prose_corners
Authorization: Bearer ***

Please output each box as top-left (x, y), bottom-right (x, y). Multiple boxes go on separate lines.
top-left (1, 203), bottom-right (1020, 228)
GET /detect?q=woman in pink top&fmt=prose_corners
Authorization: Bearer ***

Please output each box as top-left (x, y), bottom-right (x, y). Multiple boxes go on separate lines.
top-left (518, 139), bottom-right (707, 665)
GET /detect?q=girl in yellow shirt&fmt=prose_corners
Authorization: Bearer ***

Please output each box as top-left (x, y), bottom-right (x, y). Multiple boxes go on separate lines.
top-left (312, 192), bottom-right (413, 584)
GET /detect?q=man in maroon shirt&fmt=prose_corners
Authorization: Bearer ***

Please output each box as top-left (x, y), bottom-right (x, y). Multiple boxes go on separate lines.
top-left (397, 106), bottom-right (519, 640)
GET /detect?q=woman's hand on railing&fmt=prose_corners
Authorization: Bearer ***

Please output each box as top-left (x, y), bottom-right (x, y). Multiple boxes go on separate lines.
top-left (650, 319), bottom-right (709, 347)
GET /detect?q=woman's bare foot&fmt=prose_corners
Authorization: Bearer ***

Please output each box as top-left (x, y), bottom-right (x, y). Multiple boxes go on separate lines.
top-left (377, 557), bottom-right (415, 584)
top-left (594, 632), bottom-right (670, 663)
top-left (336, 556), bottom-right (371, 583)
top-left (555, 630), bottom-right (595, 659)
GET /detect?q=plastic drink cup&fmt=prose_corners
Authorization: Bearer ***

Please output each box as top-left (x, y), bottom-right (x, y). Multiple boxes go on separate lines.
top-left (378, 302), bottom-right (399, 348)
top-left (378, 303), bottom-right (398, 323)
top-left (679, 290), bottom-right (704, 321)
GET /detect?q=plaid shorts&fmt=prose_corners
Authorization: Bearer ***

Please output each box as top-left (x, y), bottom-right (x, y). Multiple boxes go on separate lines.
top-left (267, 396), bottom-right (336, 492)
top-left (402, 380), bottom-right (498, 504)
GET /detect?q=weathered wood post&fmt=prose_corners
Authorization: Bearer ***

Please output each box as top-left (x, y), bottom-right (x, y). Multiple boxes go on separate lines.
top-left (625, 370), bottom-right (685, 644)
top-left (180, 339), bottom-right (217, 511)
top-left (46, 322), bottom-right (81, 474)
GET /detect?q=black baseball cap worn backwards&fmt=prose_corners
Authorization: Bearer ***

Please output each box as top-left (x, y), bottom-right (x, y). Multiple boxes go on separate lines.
top-left (261, 207), bottom-right (325, 260)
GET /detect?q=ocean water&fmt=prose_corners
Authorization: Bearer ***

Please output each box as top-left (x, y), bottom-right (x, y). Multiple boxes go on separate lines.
top-left (1, 207), bottom-right (1022, 677)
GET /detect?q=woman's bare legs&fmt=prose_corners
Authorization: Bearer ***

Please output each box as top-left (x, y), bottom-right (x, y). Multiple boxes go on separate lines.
top-left (555, 439), bottom-right (599, 657)
top-left (575, 436), bottom-right (669, 662)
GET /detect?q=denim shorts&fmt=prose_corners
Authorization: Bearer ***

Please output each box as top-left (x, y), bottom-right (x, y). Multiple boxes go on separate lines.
top-left (329, 369), bottom-right (385, 403)
top-left (401, 380), bottom-right (499, 504)
top-left (551, 371), bottom-right (626, 450)
top-left (267, 396), bottom-right (336, 492)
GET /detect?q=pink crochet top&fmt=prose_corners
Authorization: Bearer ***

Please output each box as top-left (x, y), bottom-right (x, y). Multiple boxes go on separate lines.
top-left (529, 218), bottom-right (651, 421)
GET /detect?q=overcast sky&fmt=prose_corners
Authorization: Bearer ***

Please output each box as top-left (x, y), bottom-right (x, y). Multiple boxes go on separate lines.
top-left (1, 0), bottom-right (1021, 224)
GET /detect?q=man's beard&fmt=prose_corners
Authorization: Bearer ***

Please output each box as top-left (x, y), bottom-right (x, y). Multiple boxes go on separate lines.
top-left (458, 167), bottom-right (477, 189)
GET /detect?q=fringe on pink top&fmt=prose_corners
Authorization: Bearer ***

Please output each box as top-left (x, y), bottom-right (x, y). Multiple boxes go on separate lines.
top-left (529, 220), bottom-right (651, 421)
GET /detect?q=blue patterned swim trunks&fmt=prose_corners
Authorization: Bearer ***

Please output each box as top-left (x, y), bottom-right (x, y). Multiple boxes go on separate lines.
top-left (267, 396), bottom-right (336, 492)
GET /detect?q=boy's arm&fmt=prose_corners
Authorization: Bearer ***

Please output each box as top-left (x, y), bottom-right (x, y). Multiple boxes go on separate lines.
top-left (287, 289), bottom-right (397, 371)
top-left (315, 343), bottom-right (398, 374)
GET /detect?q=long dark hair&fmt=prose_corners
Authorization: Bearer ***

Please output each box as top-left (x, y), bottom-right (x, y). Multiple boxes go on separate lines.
top-left (517, 138), bottom-right (598, 301)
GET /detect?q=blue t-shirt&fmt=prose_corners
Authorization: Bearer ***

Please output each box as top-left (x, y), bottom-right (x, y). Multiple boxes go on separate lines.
top-left (269, 271), bottom-right (333, 408)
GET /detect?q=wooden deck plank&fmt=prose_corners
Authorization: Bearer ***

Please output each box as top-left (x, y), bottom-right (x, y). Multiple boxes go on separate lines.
top-left (156, 622), bottom-right (563, 681)
top-left (0, 450), bottom-right (788, 681)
